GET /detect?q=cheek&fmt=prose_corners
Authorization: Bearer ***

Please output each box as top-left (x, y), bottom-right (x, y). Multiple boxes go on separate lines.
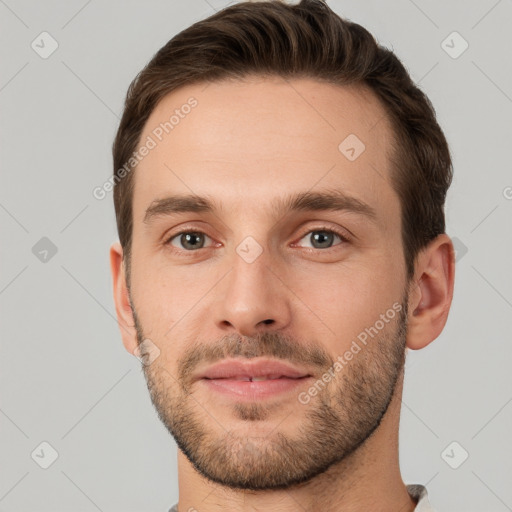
top-left (131, 261), bottom-right (217, 339)
top-left (131, 270), bottom-right (183, 332)
top-left (288, 259), bottom-right (402, 348)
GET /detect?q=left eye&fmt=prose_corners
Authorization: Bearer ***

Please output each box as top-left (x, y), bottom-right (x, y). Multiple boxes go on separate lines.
top-left (296, 229), bottom-right (346, 249)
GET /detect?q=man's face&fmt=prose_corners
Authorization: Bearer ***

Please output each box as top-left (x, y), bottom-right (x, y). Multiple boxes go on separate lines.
top-left (127, 76), bottom-right (410, 489)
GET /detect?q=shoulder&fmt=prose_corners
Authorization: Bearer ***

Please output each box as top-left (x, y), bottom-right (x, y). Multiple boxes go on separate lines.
top-left (407, 484), bottom-right (437, 512)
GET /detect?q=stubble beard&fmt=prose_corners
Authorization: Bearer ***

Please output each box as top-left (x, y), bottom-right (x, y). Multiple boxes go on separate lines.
top-left (132, 297), bottom-right (408, 491)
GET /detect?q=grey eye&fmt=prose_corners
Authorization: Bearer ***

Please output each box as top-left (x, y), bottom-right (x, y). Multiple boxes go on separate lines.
top-left (298, 230), bottom-right (342, 249)
top-left (169, 232), bottom-right (211, 250)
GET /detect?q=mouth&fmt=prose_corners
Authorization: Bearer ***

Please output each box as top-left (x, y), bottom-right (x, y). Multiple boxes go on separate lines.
top-left (197, 358), bottom-right (313, 400)
top-left (204, 375), bottom-right (305, 381)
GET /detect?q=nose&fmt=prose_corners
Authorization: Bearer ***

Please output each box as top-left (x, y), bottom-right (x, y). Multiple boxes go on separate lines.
top-left (214, 248), bottom-right (292, 337)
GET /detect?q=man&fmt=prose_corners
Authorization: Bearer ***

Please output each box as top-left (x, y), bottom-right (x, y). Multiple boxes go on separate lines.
top-left (110, 1), bottom-right (455, 510)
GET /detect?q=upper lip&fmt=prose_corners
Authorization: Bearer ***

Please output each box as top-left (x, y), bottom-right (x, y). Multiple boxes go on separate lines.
top-left (197, 358), bottom-right (312, 381)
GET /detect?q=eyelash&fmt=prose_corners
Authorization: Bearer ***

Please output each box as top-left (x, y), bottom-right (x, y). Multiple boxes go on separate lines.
top-left (164, 226), bottom-right (351, 253)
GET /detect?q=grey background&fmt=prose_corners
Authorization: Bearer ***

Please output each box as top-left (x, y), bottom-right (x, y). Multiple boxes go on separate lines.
top-left (1, 0), bottom-right (511, 511)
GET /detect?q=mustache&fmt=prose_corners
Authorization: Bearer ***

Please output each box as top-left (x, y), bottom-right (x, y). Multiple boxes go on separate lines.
top-left (177, 331), bottom-right (334, 388)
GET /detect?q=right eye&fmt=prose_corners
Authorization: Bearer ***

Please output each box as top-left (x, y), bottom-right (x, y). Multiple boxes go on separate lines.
top-left (165, 231), bottom-right (214, 251)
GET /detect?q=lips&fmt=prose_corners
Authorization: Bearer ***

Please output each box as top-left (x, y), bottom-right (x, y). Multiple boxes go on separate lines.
top-left (198, 358), bottom-right (311, 381)
top-left (197, 358), bottom-right (312, 400)
top-left (213, 375), bottom-right (291, 382)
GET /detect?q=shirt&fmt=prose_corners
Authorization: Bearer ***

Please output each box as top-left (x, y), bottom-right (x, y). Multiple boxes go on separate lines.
top-left (168, 483), bottom-right (435, 511)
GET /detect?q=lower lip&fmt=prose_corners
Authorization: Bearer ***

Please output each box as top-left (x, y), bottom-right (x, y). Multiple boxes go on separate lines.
top-left (201, 377), bottom-right (311, 400)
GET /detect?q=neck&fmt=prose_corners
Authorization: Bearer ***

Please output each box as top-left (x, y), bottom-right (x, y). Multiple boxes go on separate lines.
top-left (175, 374), bottom-right (416, 512)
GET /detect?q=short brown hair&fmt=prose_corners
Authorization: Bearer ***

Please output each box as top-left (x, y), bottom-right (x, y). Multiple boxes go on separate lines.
top-left (113, 0), bottom-right (452, 284)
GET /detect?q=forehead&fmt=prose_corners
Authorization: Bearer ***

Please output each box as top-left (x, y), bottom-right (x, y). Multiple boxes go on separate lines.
top-left (132, 76), bottom-right (399, 227)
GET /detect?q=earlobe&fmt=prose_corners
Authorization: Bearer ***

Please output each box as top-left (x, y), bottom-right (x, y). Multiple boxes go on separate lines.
top-left (110, 242), bottom-right (138, 355)
top-left (406, 234), bottom-right (455, 350)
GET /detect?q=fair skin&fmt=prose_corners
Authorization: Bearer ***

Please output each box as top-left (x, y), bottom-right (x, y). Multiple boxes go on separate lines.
top-left (110, 76), bottom-right (455, 512)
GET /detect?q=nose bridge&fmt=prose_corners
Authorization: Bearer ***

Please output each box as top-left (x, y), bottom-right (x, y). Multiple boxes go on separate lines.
top-left (215, 236), bottom-right (291, 336)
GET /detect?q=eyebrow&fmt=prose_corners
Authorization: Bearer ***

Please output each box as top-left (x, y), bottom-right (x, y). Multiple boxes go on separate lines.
top-left (143, 189), bottom-right (378, 224)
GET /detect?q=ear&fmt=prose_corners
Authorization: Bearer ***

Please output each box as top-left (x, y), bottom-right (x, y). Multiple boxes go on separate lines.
top-left (110, 242), bottom-right (138, 355)
top-left (406, 233), bottom-right (455, 350)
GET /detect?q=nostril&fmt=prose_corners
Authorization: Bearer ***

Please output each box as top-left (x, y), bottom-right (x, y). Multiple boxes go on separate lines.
top-left (262, 319), bottom-right (274, 325)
